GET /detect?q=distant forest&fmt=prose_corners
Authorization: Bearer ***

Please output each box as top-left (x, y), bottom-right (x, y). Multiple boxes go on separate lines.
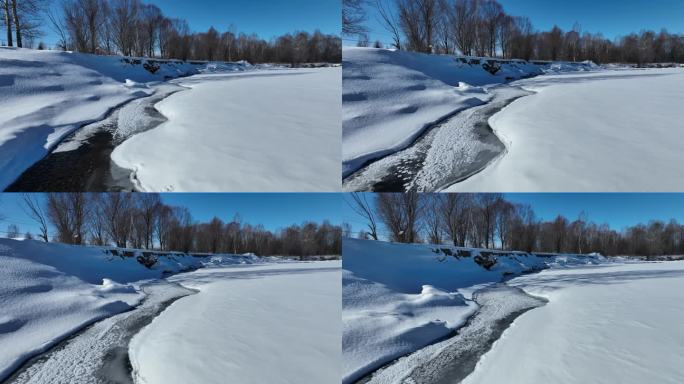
top-left (347, 193), bottom-right (684, 257)
top-left (343, 0), bottom-right (684, 64)
top-left (1, 0), bottom-right (342, 64)
top-left (1, 193), bottom-right (342, 257)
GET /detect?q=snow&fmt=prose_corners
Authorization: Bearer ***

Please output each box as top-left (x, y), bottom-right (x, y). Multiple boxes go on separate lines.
top-left (342, 47), bottom-right (543, 177)
top-left (448, 68), bottom-right (684, 191)
top-left (363, 285), bottom-right (545, 384)
top-left (0, 48), bottom-right (198, 190)
top-left (0, 238), bottom-right (201, 381)
top-left (129, 261), bottom-right (341, 384)
top-left (462, 261), bottom-right (684, 384)
top-left (7, 281), bottom-right (195, 384)
top-left (111, 68), bottom-right (341, 192)
top-left (341, 239), bottom-right (584, 384)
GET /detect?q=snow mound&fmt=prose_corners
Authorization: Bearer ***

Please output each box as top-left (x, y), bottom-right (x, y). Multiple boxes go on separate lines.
top-left (202, 253), bottom-right (262, 266)
top-left (342, 47), bottom-right (544, 177)
top-left (97, 278), bottom-right (136, 294)
top-left (124, 78), bottom-right (150, 88)
top-left (0, 48), bottom-right (200, 190)
top-left (539, 60), bottom-right (600, 73)
top-left (201, 61), bottom-right (254, 73)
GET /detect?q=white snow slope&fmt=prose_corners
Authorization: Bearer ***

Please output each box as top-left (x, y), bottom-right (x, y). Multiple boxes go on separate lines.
top-left (111, 68), bottom-right (341, 192)
top-left (342, 239), bottom-right (602, 384)
top-left (129, 261), bottom-right (342, 384)
top-left (449, 68), bottom-right (684, 191)
top-left (342, 47), bottom-right (544, 177)
top-left (0, 238), bottom-right (202, 381)
top-left (0, 48), bottom-right (199, 190)
top-left (463, 261), bottom-right (684, 384)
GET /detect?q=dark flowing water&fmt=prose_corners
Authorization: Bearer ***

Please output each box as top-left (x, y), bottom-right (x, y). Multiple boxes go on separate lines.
top-left (343, 86), bottom-right (533, 192)
top-left (4, 92), bottom-right (175, 192)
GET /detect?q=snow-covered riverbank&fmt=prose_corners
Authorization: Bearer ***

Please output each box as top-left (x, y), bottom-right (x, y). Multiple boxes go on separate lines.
top-left (461, 261), bottom-right (684, 384)
top-left (0, 238), bottom-right (204, 381)
top-left (0, 238), bottom-right (341, 383)
top-left (448, 68), bottom-right (684, 191)
top-left (342, 47), bottom-right (545, 178)
top-left (341, 239), bottom-right (606, 384)
top-left (1, 48), bottom-right (336, 192)
top-left (343, 47), bottom-right (684, 192)
top-left (5, 280), bottom-right (195, 384)
top-left (0, 48), bottom-right (201, 190)
top-left (129, 261), bottom-right (342, 384)
top-left (111, 68), bottom-right (341, 192)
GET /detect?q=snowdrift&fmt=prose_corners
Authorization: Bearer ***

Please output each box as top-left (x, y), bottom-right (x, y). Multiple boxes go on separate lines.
top-left (342, 47), bottom-right (545, 177)
top-left (342, 238), bottom-right (604, 383)
top-left (110, 67), bottom-right (342, 192)
top-left (0, 237), bottom-right (255, 381)
top-left (129, 261), bottom-right (342, 384)
top-left (0, 48), bottom-right (257, 190)
top-left (533, 60), bottom-right (599, 73)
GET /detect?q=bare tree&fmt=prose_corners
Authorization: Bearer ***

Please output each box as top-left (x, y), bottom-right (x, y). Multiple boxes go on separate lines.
top-left (110, 0), bottom-right (138, 56)
top-left (439, 193), bottom-right (472, 246)
top-left (22, 193), bottom-right (49, 242)
top-left (343, 0), bottom-right (367, 36)
top-left (347, 192), bottom-right (379, 240)
top-left (135, 193), bottom-right (160, 249)
top-left (6, 224), bottom-right (20, 238)
top-left (155, 203), bottom-right (172, 250)
top-left (450, 0), bottom-right (478, 56)
top-left (374, 0), bottom-right (401, 49)
top-left (102, 193), bottom-right (134, 248)
top-left (46, 193), bottom-right (87, 245)
top-left (87, 193), bottom-right (108, 245)
top-left (10, 0), bottom-right (20, 46)
top-left (46, 4), bottom-right (68, 50)
top-left (2, 0), bottom-right (13, 46)
top-left (377, 192), bottom-right (422, 243)
top-left (423, 194), bottom-right (442, 244)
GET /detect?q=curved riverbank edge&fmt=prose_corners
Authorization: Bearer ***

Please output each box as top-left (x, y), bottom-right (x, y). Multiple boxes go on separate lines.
top-left (343, 85), bottom-right (534, 192)
top-left (356, 284), bottom-right (547, 384)
top-left (3, 281), bottom-right (196, 384)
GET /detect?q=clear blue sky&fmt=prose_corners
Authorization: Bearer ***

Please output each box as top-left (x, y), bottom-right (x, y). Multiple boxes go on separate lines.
top-left (0, 193), bottom-right (342, 237)
top-left (40, 0), bottom-right (340, 48)
top-left (356, 0), bottom-right (684, 47)
top-left (505, 193), bottom-right (684, 230)
top-left (152, 0), bottom-right (340, 37)
top-left (342, 193), bottom-right (684, 237)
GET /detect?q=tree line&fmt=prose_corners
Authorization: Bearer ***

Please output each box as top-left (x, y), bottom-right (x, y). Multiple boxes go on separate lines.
top-left (347, 193), bottom-right (684, 257)
top-left (344, 0), bottom-right (684, 64)
top-left (5, 193), bottom-right (342, 256)
top-left (2, 0), bottom-right (342, 64)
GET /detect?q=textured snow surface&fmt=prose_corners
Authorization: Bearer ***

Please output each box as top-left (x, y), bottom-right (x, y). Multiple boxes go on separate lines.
top-left (341, 239), bottom-right (591, 384)
top-left (363, 285), bottom-right (545, 384)
top-left (129, 261), bottom-right (341, 384)
top-left (0, 48), bottom-right (199, 190)
top-left (6, 281), bottom-right (194, 384)
top-left (111, 68), bottom-right (341, 192)
top-left (449, 68), bottom-right (684, 191)
top-left (342, 48), bottom-right (544, 177)
top-left (462, 261), bottom-right (684, 384)
top-left (0, 238), bottom-right (198, 381)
